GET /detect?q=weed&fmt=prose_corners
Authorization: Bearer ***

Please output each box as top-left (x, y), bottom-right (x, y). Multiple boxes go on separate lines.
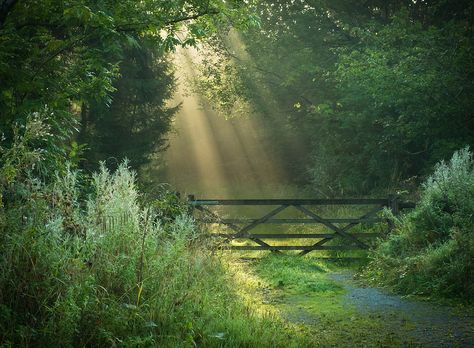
top-left (0, 126), bottom-right (311, 346)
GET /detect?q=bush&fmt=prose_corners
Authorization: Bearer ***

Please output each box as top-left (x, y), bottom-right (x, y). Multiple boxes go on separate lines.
top-left (364, 147), bottom-right (474, 301)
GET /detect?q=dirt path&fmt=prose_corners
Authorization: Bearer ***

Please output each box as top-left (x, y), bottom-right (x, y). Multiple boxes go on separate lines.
top-left (329, 271), bottom-right (474, 347)
top-left (245, 255), bottom-right (474, 347)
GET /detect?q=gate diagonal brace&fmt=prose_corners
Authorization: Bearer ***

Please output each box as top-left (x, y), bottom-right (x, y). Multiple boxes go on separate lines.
top-left (234, 205), bottom-right (289, 253)
top-left (297, 205), bottom-right (384, 256)
top-left (195, 205), bottom-right (240, 232)
top-left (194, 206), bottom-right (242, 245)
top-left (235, 205), bottom-right (289, 237)
top-left (196, 204), bottom-right (290, 253)
top-left (294, 205), bottom-right (369, 250)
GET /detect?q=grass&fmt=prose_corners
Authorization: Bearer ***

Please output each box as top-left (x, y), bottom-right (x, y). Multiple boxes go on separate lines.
top-left (6, 147), bottom-right (472, 345)
top-left (224, 253), bottom-right (418, 347)
top-left (0, 162), bottom-right (316, 347)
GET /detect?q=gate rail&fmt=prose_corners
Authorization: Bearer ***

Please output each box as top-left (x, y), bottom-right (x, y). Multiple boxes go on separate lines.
top-left (188, 195), bottom-right (415, 255)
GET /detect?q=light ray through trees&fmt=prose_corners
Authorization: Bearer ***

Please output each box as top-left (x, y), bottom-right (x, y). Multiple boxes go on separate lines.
top-left (163, 47), bottom-right (288, 198)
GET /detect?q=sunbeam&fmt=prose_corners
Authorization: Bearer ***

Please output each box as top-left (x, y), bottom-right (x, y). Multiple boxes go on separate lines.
top-left (162, 46), bottom-right (292, 198)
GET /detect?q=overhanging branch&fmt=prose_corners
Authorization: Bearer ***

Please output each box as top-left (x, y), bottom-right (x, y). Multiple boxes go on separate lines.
top-left (116, 10), bottom-right (220, 32)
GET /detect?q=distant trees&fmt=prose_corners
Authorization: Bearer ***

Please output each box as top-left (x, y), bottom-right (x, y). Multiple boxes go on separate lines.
top-left (326, 11), bottom-right (474, 194)
top-left (199, 0), bottom-right (474, 195)
top-left (80, 41), bottom-right (178, 172)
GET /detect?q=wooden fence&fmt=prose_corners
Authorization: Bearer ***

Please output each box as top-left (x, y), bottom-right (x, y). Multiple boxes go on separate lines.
top-left (188, 195), bottom-right (415, 255)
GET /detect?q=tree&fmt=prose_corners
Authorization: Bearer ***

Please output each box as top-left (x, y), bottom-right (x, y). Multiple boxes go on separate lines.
top-left (197, 0), bottom-right (474, 195)
top-left (313, 6), bottom-right (474, 194)
top-left (0, 0), bottom-right (253, 175)
top-left (82, 40), bottom-right (178, 171)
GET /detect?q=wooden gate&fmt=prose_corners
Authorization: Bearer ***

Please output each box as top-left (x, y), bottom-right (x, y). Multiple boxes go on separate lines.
top-left (188, 195), bottom-right (415, 255)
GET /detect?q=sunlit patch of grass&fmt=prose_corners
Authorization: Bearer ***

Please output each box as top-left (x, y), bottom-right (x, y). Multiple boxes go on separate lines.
top-left (216, 254), bottom-right (314, 347)
top-left (232, 254), bottom-right (416, 347)
top-left (252, 254), bottom-right (342, 294)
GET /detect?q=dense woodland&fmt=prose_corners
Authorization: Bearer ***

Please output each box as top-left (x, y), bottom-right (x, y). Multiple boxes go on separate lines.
top-left (0, 0), bottom-right (473, 346)
top-left (198, 0), bottom-right (474, 195)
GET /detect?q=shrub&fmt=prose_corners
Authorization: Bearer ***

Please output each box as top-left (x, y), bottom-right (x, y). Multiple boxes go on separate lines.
top-left (364, 147), bottom-right (474, 301)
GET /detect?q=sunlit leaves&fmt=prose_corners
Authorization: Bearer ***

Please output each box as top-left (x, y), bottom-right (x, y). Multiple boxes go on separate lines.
top-left (162, 35), bottom-right (182, 52)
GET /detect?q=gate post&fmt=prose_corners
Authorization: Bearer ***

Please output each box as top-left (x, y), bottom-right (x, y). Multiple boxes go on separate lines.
top-left (187, 194), bottom-right (195, 217)
top-left (389, 194), bottom-right (400, 216)
top-left (387, 194), bottom-right (399, 232)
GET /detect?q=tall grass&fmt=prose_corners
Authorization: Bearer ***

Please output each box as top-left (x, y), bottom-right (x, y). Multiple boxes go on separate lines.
top-left (0, 126), bottom-right (308, 346)
top-left (364, 147), bottom-right (474, 301)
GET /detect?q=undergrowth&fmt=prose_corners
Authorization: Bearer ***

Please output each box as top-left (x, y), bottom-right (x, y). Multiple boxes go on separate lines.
top-left (364, 147), bottom-right (474, 301)
top-left (0, 119), bottom-right (308, 347)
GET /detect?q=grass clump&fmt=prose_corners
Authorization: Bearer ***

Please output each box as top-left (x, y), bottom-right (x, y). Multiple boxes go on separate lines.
top-left (253, 254), bottom-right (343, 295)
top-left (364, 147), bottom-right (474, 301)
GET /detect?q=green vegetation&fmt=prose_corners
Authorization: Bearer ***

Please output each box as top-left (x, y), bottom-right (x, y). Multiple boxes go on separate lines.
top-left (0, 128), bottom-right (308, 346)
top-left (253, 254), bottom-right (345, 295)
top-left (199, 0), bottom-right (474, 195)
top-left (0, 0), bottom-right (253, 177)
top-left (192, 0), bottom-right (474, 304)
top-left (365, 148), bottom-right (474, 301)
top-left (81, 39), bottom-right (177, 172)
top-left (0, 3), bottom-right (306, 343)
top-left (1, 0), bottom-right (473, 345)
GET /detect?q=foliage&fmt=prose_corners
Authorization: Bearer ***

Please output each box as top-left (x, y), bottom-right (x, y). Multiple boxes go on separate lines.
top-left (198, 0), bottom-right (474, 195)
top-left (81, 40), bottom-right (178, 172)
top-left (0, 0), bottom-right (256, 176)
top-left (326, 9), bottom-right (474, 194)
top-left (150, 188), bottom-right (191, 229)
top-left (364, 148), bottom-right (474, 301)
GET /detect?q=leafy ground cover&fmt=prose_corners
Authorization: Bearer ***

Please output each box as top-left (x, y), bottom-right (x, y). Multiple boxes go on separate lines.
top-left (364, 148), bottom-right (474, 301)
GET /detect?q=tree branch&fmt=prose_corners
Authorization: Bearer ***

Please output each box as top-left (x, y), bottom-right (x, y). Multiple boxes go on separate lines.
top-left (217, 40), bottom-right (317, 106)
top-left (115, 10), bottom-right (219, 32)
top-left (165, 9), bottom-right (219, 25)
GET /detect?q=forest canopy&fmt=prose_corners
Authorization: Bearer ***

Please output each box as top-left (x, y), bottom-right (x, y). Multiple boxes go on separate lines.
top-left (0, 0), bottom-right (253, 176)
top-left (2, 0), bottom-right (472, 195)
top-left (197, 0), bottom-right (474, 196)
